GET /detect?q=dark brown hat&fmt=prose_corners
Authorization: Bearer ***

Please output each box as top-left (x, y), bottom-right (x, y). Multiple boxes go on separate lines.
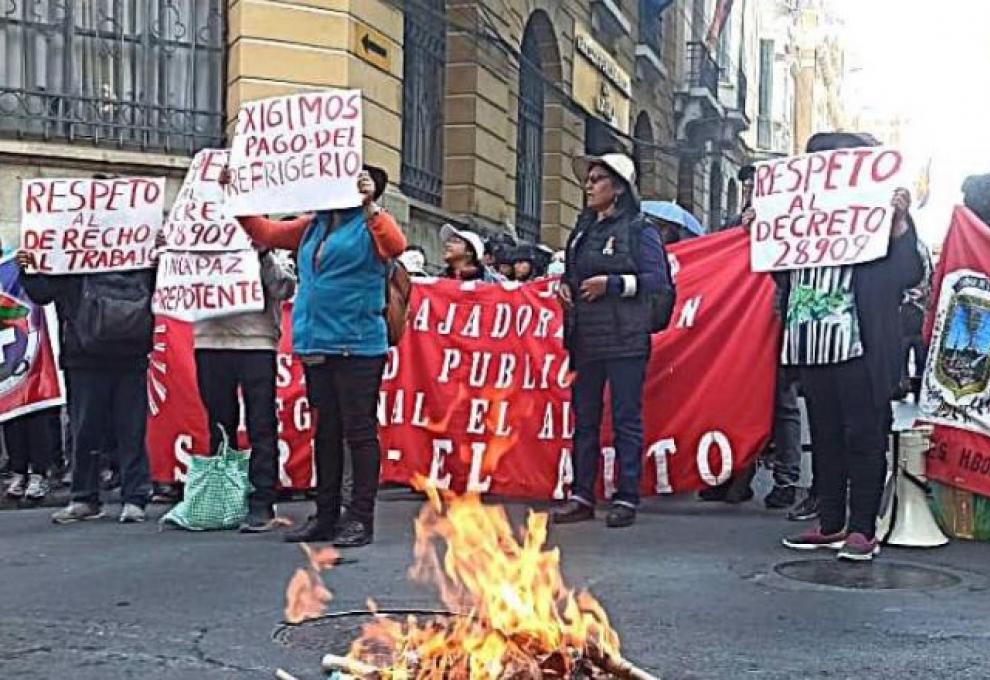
top-left (364, 164), bottom-right (388, 201)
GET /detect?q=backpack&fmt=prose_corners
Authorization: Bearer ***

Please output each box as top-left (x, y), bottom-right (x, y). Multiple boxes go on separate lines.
top-left (383, 260), bottom-right (413, 346)
top-left (650, 239), bottom-right (678, 333)
top-left (74, 272), bottom-right (153, 353)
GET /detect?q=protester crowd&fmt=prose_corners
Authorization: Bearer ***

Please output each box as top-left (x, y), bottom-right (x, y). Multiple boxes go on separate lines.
top-left (2, 129), bottom-right (964, 564)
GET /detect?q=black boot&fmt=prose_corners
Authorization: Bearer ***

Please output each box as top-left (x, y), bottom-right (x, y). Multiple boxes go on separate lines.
top-left (551, 500), bottom-right (595, 524)
top-left (283, 512), bottom-right (338, 543)
top-left (333, 519), bottom-right (373, 548)
top-left (605, 504), bottom-right (636, 528)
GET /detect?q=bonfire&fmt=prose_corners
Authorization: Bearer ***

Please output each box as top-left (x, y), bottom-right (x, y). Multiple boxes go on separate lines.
top-left (282, 487), bottom-right (658, 680)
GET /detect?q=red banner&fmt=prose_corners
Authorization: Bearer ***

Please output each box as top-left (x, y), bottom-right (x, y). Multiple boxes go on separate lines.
top-left (147, 229), bottom-right (780, 499)
top-left (922, 206), bottom-right (990, 497)
top-left (0, 256), bottom-right (63, 424)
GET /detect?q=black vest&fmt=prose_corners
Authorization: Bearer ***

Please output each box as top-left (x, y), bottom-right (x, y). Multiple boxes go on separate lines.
top-left (565, 209), bottom-right (652, 361)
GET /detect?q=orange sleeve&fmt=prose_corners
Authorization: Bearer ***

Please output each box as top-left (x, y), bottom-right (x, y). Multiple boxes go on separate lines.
top-left (367, 211), bottom-right (407, 260)
top-left (238, 213), bottom-right (315, 252)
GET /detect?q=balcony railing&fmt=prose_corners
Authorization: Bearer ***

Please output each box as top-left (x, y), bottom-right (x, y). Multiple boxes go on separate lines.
top-left (685, 42), bottom-right (721, 100)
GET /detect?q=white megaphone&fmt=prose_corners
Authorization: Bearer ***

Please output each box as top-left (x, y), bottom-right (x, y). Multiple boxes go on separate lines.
top-left (884, 428), bottom-right (949, 548)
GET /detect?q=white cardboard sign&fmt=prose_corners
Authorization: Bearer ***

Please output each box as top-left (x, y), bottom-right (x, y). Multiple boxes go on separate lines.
top-left (163, 149), bottom-right (253, 252)
top-left (750, 147), bottom-right (905, 272)
top-left (20, 177), bottom-right (165, 274)
top-left (225, 90), bottom-right (364, 216)
top-left (152, 250), bottom-right (264, 323)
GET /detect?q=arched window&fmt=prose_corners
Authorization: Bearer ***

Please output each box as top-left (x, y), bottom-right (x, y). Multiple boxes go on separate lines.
top-left (401, 0), bottom-right (446, 206)
top-left (514, 16), bottom-right (546, 244)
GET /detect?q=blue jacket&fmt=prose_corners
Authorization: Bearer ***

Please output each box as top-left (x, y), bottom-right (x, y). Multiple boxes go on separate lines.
top-left (292, 209), bottom-right (388, 357)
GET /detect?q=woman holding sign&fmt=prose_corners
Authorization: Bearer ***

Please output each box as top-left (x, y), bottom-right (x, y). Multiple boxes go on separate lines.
top-left (780, 133), bottom-right (924, 562)
top-left (224, 165), bottom-right (406, 548)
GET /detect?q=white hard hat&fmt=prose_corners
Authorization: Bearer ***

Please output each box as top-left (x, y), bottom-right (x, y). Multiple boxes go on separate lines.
top-left (397, 249), bottom-right (426, 275)
top-left (440, 224), bottom-right (485, 263)
top-left (573, 153), bottom-right (639, 201)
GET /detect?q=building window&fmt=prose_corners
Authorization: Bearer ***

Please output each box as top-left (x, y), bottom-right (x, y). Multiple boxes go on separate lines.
top-left (401, 0), bottom-right (446, 206)
top-left (0, 0), bottom-right (225, 154)
top-left (757, 39), bottom-right (774, 148)
top-left (515, 20), bottom-right (544, 244)
top-left (638, 0), bottom-right (663, 55)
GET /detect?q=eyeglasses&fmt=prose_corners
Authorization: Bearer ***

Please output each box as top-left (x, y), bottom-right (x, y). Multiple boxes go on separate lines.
top-left (586, 173), bottom-right (610, 185)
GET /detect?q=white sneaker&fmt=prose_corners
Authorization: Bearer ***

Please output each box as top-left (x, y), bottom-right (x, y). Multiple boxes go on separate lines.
top-left (119, 503), bottom-right (146, 523)
top-left (5, 473), bottom-right (26, 499)
top-left (52, 502), bottom-right (104, 524)
top-left (24, 474), bottom-right (49, 500)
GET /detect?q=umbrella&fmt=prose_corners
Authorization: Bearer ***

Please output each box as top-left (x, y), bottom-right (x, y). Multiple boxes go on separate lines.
top-left (641, 201), bottom-right (705, 236)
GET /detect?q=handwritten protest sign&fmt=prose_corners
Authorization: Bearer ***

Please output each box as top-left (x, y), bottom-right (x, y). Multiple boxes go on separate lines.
top-left (750, 147), bottom-right (904, 272)
top-left (225, 90), bottom-right (363, 216)
top-left (164, 149), bottom-right (252, 252)
top-left (152, 250), bottom-right (264, 323)
top-left (20, 177), bottom-right (165, 274)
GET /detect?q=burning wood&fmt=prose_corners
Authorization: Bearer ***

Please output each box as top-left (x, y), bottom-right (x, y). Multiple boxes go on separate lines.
top-left (284, 486), bottom-right (660, 679)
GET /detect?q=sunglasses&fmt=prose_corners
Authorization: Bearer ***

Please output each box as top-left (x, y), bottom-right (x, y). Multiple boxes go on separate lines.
top-left (586, 173), bottom-right (610, 185)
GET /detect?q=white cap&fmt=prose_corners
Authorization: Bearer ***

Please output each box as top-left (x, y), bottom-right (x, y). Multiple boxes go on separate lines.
top-left (572, 153), bottom-right (639, 202)
top-left (440, 224), bottom-right (485, 263)
top-left (398, 249), bottom-right (426, 275)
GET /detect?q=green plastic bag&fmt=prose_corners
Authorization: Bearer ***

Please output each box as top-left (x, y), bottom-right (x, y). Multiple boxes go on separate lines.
top-left (162, 430), bottom-right (250, 531)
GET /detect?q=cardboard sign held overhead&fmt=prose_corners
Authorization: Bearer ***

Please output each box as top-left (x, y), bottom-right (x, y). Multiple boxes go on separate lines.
top-left (750, 147), bottom-right (905, 272)
top-left (225, 90), bottom-right (364, 216)
top-left (164, 149), bottom-right (253, 252)
top-left (20, 177), bottom-right (166, 275)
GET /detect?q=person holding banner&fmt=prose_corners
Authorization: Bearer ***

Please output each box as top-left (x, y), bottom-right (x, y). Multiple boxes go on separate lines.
top-left (781, 133), bottom-right (924, 561)
top-left (225, 165), bottom-right (406, 548)
top-left (552, 153), bottom-right (671, 529)
top-left (194, 249), bottom-right (296, 533)
top-left (440, 224), bottom-right (500, 282)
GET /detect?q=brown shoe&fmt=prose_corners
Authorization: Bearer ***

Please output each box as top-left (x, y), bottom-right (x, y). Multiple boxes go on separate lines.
top-left (551, 500), bottom-right (595, 524)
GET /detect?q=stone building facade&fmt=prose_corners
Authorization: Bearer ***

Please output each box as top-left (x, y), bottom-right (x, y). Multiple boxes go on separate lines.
top-left (1, 1), bottom-right (804, 256)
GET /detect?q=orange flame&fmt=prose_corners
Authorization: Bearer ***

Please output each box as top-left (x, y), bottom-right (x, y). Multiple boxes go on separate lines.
top-left (283, 544), bottom-right (338, 624)
top-left (346, 486), bottom-right (619, 678)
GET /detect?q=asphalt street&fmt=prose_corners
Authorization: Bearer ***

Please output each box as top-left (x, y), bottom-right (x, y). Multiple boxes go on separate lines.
top-left (0, 489), bottom-right (988, 680)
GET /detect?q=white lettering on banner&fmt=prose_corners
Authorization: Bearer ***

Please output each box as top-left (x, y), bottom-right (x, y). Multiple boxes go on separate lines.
top-left (173, 435), bottom-right (194, 483)
top-left (412, 298), bottom-right (430, 331)
top-left (697, 431), bottom-right (733, 486)
top-left (469, 353), bottom-right (492, 387)
top-left (293, 397), bottom-right (312, 432)
top-left (21, 177), bottom-right (165, 274)
top-left (275, 398), bottom-right (285, 434)
top-left (466, 442), bottom-right (493, 493)
top-left (647, 438), bottom-right (677, 494)
top-left (225, 90), bottom-right (363, 216)
top-left (553, 448), bottom-right (574, 500)
top-left (152, 250), bottom-right (264, 323)
top-left (0, 328), bottom-right (17, 365)
top-left (467, 399), bottom-right (488, 435)
top-left (495, 354), bottom-right (516, 389)
top-left (602, 447), bottom-right (617, 499)
top-left (461, 306), bottom-right (482, 338)
top-left (676, 296), bottom-right (703, 329)
top-left (163, 149), bottom-right (252, 252)
top-left (750, 147), bottom-right (905, 271)
top-left (429, 439), bottom-right (453, 489)
top-left (276, 354), bottom-right (293, 388)
top-left (383, 347), bottom-right (400, 380)
top-left (437, 303), bottom-right (457, 335)
top-left (390, 390), bottom-right (405, 425)
top-left (386, 449), bottom-right (402, 462)
top-left (438, 349), bottom-right (461, 383)
top-left (278, 440), bottom-right (293, 488)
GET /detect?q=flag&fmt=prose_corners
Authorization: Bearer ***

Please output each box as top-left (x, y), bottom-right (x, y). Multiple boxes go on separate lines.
top-left (705, 0), bottom-right (735, 49)
top-left (914, 157), bottom-right (933, 209)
